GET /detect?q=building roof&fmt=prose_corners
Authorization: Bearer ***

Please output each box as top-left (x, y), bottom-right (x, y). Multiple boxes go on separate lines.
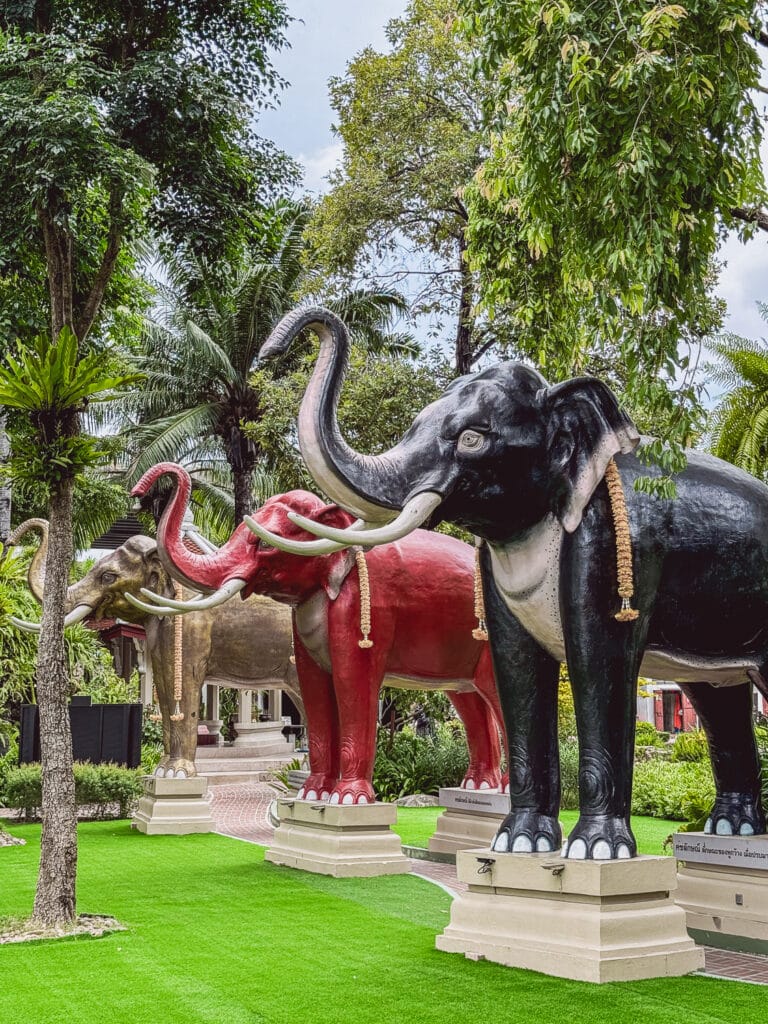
top-left (90, 515), bottom-right (143, 550)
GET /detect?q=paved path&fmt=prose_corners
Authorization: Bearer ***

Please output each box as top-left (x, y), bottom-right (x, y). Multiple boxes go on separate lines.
top-left (209, 781), bottom-right (768, 985)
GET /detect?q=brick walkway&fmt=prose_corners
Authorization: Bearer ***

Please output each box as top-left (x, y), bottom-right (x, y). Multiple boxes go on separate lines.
top-left (208, 781), bottom-right (768, 985)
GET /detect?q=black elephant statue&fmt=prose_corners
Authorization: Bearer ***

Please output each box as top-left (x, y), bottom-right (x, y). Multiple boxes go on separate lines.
top-left (247, 305), bottom-right (768, 861)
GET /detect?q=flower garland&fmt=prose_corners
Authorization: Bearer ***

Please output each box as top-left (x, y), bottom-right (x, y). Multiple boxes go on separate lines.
top-left (170, 582), bottom-right (185, 720)
top-left (472, 542), bottom-right (488, 641)
top-left (355, 548), bottom-right (373, 648)
top-left (604, 458), bottom-right (639, 623)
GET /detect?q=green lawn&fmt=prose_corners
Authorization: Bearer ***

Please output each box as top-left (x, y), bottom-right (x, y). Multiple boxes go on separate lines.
top-left (395, 806), bottom-right (678, 855)
top-left (0, 821), bottom-right (764, 1024)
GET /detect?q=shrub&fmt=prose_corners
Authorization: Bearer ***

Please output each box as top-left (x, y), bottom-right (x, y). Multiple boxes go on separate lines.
top-left (373, 722), bottom-right (469, 801)
top-left (140, 743), bottom-right (163, 775)
top-left (634, 721), bottom-right (667, 748)
top-left (3, 762), bottom-right (143, 821)
top-left (671, 730), bottom-right (709, 763)
top-left (631, 759), bottom-right (715, 821)
top-left (559, 741), bottom-right (579, 810)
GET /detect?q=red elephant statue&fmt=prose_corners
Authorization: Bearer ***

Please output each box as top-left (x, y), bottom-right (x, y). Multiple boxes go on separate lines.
top-left (128, 463), bottom-right (506, 806)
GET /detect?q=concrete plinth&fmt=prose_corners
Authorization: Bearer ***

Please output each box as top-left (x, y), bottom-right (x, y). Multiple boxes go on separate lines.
top-left (265, 799), bottom-right (410, 877)
top-left (131, 776), bottom-right (215, 836)
top-left (436, 849), bottom-right (703, 983)
top-left (674, 832), bottom-right (768, 954)
top-left (233, 720), bottom-right (293, 756)
top-left (429, 787), bottom-right (507, 856)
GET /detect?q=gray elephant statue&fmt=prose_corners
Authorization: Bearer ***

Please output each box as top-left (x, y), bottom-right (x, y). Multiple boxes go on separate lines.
top-left (8, 519), bottom-right (300, 778)
top-left (248, 306), bottom-right (768, 861)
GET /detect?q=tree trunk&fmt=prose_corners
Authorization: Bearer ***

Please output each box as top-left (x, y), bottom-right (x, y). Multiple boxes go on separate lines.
top-left (31, 472), bottom-right (77, 926)
top-left (233, 462), bottom-right (254, 527)
top-left (0, 414), bottom-right (11, 544)
top-left (454, 232), bottom-right (475, 376)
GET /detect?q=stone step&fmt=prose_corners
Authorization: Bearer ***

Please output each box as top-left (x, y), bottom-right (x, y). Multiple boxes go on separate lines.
top-left (196, 742), bottom-right (297, 760)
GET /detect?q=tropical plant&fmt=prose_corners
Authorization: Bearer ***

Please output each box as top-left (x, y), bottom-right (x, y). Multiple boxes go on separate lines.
top-left (372, 721), bottom-right (470, 800)
top-left (121, 200), bottom-right (414, 525)
top-left (457, 0), bottom-right (764, 489)
top-left (708, 314), bottom-right (768, 478)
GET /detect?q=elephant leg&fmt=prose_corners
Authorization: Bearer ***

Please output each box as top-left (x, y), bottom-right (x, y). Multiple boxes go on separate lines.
top-left (473, 644), bottom-right (509, 793)
top-left (560, 549), bottom-right (651, 860)
top-left (292, 635), bottom-right (339, 801)
top-left (679, 681), bottom-right (765, 836)
top-left (481, 548), bottom-right (562, 854)
top-left (448, 690), bottom-right (502, 791)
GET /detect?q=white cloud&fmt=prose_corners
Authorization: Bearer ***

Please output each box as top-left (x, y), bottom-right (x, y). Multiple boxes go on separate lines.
top-left (297, 142), bottom-right (344, 195)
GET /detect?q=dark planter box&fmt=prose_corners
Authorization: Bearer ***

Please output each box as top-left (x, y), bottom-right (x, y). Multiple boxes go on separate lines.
top-left (19, 698), bottom-right (142, 768)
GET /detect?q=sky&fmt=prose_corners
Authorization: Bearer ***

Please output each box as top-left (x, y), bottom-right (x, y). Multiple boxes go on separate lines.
top-left (258, 1), bottom-right (768, 346)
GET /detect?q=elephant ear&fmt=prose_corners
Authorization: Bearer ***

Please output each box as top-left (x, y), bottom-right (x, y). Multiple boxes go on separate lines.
top-left (541, 377), bottom-right (640, 533)
top-left (311, 505), bottom-right (358, 600)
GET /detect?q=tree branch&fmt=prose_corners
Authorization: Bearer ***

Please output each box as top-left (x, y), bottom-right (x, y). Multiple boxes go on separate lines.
top-left (731, 206), bottom-right (768, 233)
top-left (75, 188), bottom-right (124, 343)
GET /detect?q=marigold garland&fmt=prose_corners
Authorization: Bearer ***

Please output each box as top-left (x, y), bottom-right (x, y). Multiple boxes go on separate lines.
top-left (604, 458), bottom-right (640, 623)
top-left (170, 582), bottom-right (185, 720)
top-left (472, 542), bottom-right (489, 641)
top-left (355, 548), bottom-right (373, 648)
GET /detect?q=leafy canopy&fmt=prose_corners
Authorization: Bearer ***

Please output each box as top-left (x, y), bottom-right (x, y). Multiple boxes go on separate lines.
top-left (458, 0), bottom-right (765, 483)
top-left (0, 329), bottom-right (141, 486)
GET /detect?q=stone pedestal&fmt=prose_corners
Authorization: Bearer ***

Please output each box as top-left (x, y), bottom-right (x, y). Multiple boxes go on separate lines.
top-left (429, 787), bottom-right (507, 856)
top-left (131, 776), bottom-right (215, 836)
top-left (233, 720), bottom-right (293, 755)
top-left (674, 832), bottom-right (768, 954)
top-left (265, 799), bottom-right (410, 877)
top-left (199, 719), bottom-right (223, 745)
top-left (436, 849), bottom-right (703, 983)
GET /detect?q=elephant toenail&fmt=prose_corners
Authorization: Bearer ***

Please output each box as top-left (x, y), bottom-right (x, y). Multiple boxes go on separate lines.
top-left (492, 831), bottom-right (509, 852)
top-left (715, 819), bottom-right (734, 835)
top-left (535, 837), bottom-right (552, 852)
top-left (568, 838), bottom-right (587, 859)
top-left (592, 840), bottom-right (612, 860)
top-left (512, 834), bottom-right (533, 853)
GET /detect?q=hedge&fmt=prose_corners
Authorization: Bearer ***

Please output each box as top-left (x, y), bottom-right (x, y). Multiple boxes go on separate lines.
top-left (3, 761), bottom-right (143, 821)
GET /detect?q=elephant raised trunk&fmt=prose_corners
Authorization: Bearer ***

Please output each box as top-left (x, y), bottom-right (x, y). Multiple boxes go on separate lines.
top-left (5, 519), bottom-right (91, 632)
top-left (7, 518), bottom-right (49, 603)
top-left (260, 307), bottom-right (414, 521)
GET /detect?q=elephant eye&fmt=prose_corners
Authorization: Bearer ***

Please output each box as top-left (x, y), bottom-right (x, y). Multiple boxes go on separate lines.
top-left (457, 428), bottom-right (486, 453)
top-left (101, 572), bottom-right (117, 584)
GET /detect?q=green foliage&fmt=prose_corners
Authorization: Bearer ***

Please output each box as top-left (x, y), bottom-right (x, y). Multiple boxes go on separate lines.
top-left (0, 329), bottom-right (141, 488)
top-left (141, 706), bottom-right (164, 749)
top-left (557, 666), bottom-right (576, 739)
top-left (139, 744), bottom-right (163, 776)
top-left (249, 344), bottom-right (451, 494)
top-left (458, 0), bottom-right (761, 482)
top-left (707, 312), bottom-right (768, 479)
top-left (373, 722), bottom-right (469, 800)
top-left (670, 730), bottom-right (709, 764)
top-left (119, 200), bottom-right (412, 530)
top-left (307, 0), bottom-right (494, 370)
top-left (2, 761), bottom-right (143, 820)
top-left (559, 740), bottom-right (580, 811)
top-left (631, 759), bottom-right (716, 821)
top-left (635, 721), bottom-right (668, 749)
top-left (12, 472), bottom-right (130, 553)
top-left (0, 724), bottom-right (18, 800)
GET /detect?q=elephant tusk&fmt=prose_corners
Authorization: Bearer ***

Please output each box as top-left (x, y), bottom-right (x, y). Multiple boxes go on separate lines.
top-left (242, 516), bottom-right (371, 556)
top-left (124, 593), bottom-right (182, 616)
top-left (9, 616), bottom-right (42, 634)
top-left (287, 491), bottom-right (443, 547)
top-left (9, 603), bottom-right (92, 634)
top-left (138, 577), bottom-right (247, 611)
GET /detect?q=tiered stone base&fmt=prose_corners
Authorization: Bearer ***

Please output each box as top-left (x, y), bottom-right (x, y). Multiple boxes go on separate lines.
top-left (429, 787), bottom-right (507, 856)
top-left (265, 799), bottom-right (410, 877)
top-left (437, 849), bottom-right (703, 982)
top-left (233, 720), bottom-right (294, 756)
top-left (131, 776), bottom-right (215, 836)
top-left (674, 832), bottom-right (768, 954)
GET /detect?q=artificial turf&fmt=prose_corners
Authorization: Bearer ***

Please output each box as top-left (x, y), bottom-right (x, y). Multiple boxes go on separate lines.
top-left (0, 820), bottom-right (764, 1024)
top-left (394, 806), bottom-right (679, 855)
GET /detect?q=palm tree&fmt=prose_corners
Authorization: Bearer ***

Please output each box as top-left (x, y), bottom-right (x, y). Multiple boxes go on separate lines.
top-left (708, 307), bottom-right (768, 479)
top-left (121, 200), bottom-right (414, 525)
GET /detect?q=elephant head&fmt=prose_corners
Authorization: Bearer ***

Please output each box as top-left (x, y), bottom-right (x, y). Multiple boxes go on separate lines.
top-left (8, 519), bottom-right (170, 632)
top-left (125, 463), bottom-right (361, 615)
top-left (248, 306), bottom-right (640, 552)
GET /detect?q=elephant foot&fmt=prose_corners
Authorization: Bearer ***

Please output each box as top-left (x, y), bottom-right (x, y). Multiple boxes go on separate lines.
top-left (297, 774), bottom-right (336, 802)
top-left (460, 766), bottom-right (502, 792)
top-left (491, 810), bottom-right (561, 854)
top-left (328, 778), bottom-right (375, 806)
top-left (704, 793), bottom-right (766, 837)
top-left (562, 815), bottom-right (636, 860)
top-left (155, 757), bottom-right (197, 780)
